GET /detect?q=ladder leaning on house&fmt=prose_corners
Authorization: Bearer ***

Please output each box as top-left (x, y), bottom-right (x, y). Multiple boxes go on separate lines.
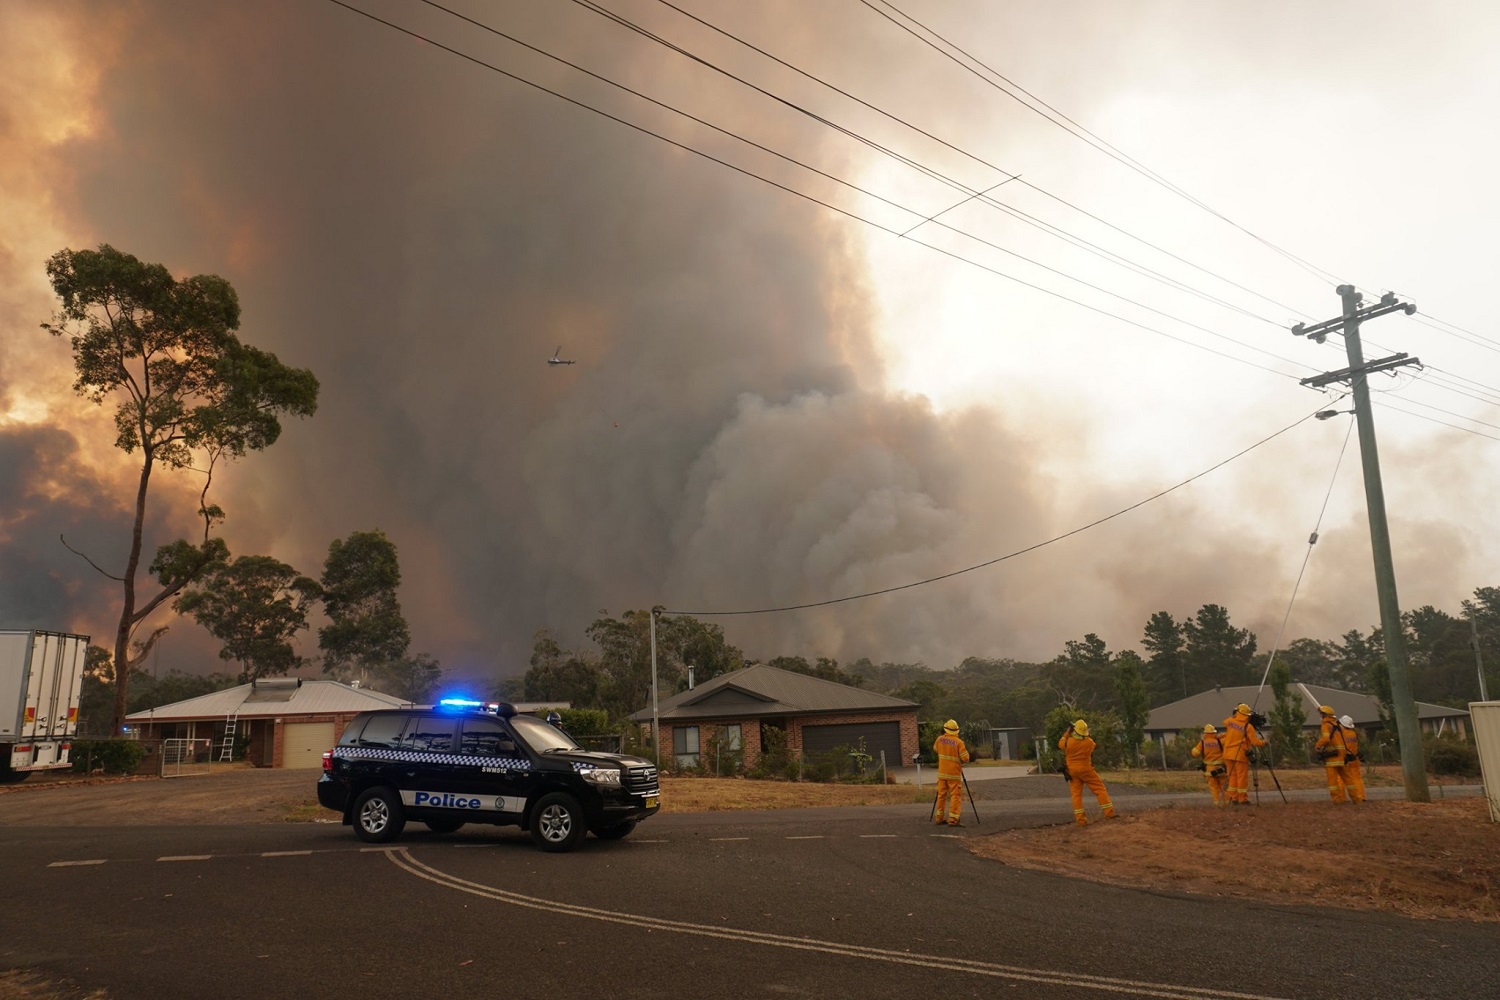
top-left (219, 713), bottom-right (238, 763)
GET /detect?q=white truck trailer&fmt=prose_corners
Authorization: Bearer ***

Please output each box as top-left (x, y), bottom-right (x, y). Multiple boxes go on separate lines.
top-left (1, 629), bottom-right (89, 783)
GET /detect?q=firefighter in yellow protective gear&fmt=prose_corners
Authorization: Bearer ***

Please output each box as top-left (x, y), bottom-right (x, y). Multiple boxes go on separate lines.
top-left (1059, 719), bottom-right (1116, 826)
top-left (1190, 724), bottom-right (1228, 806)
top-left (1314, 709), bottom-right (1366, 803)
top-left (932, 720), bottom-right (970, 826)
top-left (1220, 703), bottom-right (1267, 804)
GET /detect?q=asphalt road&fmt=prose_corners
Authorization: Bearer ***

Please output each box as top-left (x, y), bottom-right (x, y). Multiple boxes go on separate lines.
top-left (1, 796), bottom-right (1493, 1000)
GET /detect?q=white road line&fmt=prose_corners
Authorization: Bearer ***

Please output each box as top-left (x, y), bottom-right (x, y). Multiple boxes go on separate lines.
top-left (930, 834), bottom-right (962, 839)
top-left (785, 835), bottom-right (824, 840)
top-left (261, 851), bottom-right (312, 857)
top-left (858, 834), bottom-right (898, 839)
top-left (388, 851), bottom-right (1294, 1000)
top-left (633, 839), bottom-right (668, 843)
top-left (48, 860), bottom-right (106, 867)
top-left (157, 855), bottom-right (211, 862)
top-left (708, 837), bottom-right (749, 842)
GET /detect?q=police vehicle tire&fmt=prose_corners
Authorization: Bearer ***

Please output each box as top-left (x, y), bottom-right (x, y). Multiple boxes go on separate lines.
top-left (592, 819), bottom-right (637, 841)
top-left (352, 786), bottom-right (405, 843)
top-left (530, 792), bottom-right (586, 852)
top-left (423, 819), bottom-right (465, 834)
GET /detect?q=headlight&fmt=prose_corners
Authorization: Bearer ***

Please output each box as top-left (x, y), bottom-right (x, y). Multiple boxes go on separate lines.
top-left (581, 767), bottom-right (622, 785)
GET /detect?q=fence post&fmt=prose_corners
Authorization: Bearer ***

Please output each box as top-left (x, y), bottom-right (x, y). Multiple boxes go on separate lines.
top-left (1159, 737), bottom-right (1168, 771)
top-left (879, 750), bottom-right (887, 785)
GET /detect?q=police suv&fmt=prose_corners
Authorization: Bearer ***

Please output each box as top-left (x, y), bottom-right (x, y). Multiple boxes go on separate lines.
top-left (316, 700), bottom-right (660, 852)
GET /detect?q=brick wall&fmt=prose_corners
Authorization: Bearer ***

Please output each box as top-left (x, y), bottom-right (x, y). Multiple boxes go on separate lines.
top-left (663, 710), bottom-right (918, 771)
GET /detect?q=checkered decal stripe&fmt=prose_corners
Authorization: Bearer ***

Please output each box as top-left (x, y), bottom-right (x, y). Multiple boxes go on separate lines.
top-left (333, 747), bottom-right (529, 769)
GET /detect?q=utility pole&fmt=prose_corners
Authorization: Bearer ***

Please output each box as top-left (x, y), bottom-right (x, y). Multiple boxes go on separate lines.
top-left (1294, 287), bottom-right (1429, 802)
top-left (1472, 615), bottom-right (1489, 703)
top-left (649, 608), bottom-right (660, 767)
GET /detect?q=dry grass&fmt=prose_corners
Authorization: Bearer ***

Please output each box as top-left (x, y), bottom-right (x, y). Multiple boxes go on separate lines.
top-left (969, 796), bottom-right (1500, 922)
top-left (658, 777), bottom-right (926, 812)
top-left (0, 970), bottom-right (108, 1000)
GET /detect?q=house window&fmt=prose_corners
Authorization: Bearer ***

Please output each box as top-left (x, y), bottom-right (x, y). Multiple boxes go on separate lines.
top-left (720, 724), bottom-right (742, 751)
top-left (673, 725), bottom-right (700, 766)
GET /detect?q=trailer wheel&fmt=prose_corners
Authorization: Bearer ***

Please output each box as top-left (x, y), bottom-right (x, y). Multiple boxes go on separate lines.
top-left (0, 758), bottom-right (28, 785)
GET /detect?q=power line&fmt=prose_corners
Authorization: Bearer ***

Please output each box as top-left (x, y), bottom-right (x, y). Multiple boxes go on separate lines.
top-left (860, 0), bottom-right (1349, 290)
top-left (1377, 399), bottom-right (1500, 443)
top-left (414, 0), bottom-right (1307, 370)
top-left (328, 0), bottom-right (1312, 380)
top-left (618, 0), bottom-right (1311, 322)
top-left (665, 407), bottom-right (1321, 616)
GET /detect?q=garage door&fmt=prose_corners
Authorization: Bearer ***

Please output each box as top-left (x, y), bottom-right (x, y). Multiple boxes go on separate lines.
top-left (801, 721), bottom-right (902, 766)
top-left (282, 722), bottom-right (336, 769)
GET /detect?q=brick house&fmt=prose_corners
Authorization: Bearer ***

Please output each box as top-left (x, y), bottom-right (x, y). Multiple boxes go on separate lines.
top-left (125, 678), bottom-right (413, 769)
top-left (629, 664), bottom-right (919, 772)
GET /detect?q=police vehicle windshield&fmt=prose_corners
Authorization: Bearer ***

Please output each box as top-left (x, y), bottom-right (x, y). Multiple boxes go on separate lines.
top-left (511, 714), bottom-right (581, 753)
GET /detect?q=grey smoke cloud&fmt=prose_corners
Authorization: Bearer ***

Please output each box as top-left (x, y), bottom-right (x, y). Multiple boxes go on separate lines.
top-left (2, 1), bottom-right (1494, 686)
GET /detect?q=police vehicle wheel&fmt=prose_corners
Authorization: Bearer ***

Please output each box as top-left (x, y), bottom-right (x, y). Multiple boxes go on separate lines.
top-left (592, 820), bottom-right (637, 841)
top-left (353, 786), bottom-right (405, 843)
top-left (530, 792), bottom-right (585, 852)
top-left (423, 819), bottom-right (464, 834)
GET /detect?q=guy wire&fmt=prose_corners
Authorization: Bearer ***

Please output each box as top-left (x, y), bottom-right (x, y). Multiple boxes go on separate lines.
top-left (1251, 408), bottom-right (1356, 710)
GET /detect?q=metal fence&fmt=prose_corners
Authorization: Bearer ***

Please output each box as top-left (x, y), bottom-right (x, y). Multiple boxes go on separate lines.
top-left (160, 738), bottom-right (213, 778)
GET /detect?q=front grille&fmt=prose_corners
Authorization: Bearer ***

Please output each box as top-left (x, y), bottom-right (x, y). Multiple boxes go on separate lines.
top-left (623, 765), bottom-right (659, 794)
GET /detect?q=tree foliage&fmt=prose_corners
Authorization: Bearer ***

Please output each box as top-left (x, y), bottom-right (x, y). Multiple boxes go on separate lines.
top-left (1113, 650), bottom-right (1150, 765)
top-left (43, 244), bottom-right (318, 733)
top-left (1182, 604), bottom-right (1258, 690)
top-left (371, 652), bottom-right (443, 704)
top-left (1141, 611), bottom-right (1188, 702)
top-left (175, 554), bottom-right (320, 682)
top-left (1267, 658), bottom-right (1307, 764)
top-left (319, 529), bottom-right (410, 680)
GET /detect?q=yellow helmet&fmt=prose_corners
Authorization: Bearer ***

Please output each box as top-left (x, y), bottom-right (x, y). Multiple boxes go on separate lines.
top-left (943, 719), bottom-right (959, 733)
top-left (1318, 705), bottom-right (1335, 716)
top-left (1202, 724), bottom-right (1217, 734)
top-left (1235, 703), bottom-right (1251, 715)
top-left (1072, 719), bottom-right (1089, 737)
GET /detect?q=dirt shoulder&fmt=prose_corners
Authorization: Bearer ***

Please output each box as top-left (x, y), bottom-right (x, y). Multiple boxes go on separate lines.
top-left (969, 795), bottom-right (1499, 923)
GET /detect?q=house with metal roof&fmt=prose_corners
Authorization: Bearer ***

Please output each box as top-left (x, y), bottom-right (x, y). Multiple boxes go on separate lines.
top-left (628, 664), bottom-right (919, 772)
top-left (124, 678), bottom-right (413, 769)
top-left (1144, 683), bottom-right (1470, 746)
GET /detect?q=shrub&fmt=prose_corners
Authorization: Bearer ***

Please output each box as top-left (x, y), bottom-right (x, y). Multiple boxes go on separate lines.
top-left (749, 725), bottom-right (793, 780)
top-left (1424, 734), bottom-right (1480, 778)
top-left (69, 739), bottom-right (148, 775)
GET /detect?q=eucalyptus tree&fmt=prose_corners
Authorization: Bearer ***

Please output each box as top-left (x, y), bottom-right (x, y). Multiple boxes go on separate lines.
top-left (176, 554), bottom-right (321, 682)
top-left (318, 529), bottom-right (411, 682)
top-left (43, 245), bottom-right (319, 733)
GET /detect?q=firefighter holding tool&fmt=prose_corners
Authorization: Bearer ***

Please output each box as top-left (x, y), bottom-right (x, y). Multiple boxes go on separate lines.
top-left (932, 719), bottom-right (970, 826)
top-left (1190, 723), bottom-right (1228, 807)
top-left (1059, 719), bottom-right (1116, 826)
top-left (1314, 707), bottom-right (1366, 803)
top-left (1220, 703), bottom-right (1267, 804)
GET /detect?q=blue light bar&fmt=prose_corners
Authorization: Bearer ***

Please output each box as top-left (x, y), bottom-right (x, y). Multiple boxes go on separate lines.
top-left (438, 697), bottom-right (485, 710)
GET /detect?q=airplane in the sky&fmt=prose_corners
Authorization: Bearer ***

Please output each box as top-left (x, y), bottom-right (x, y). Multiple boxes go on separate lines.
top-left (547, 346), bottom-right (575, 366)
